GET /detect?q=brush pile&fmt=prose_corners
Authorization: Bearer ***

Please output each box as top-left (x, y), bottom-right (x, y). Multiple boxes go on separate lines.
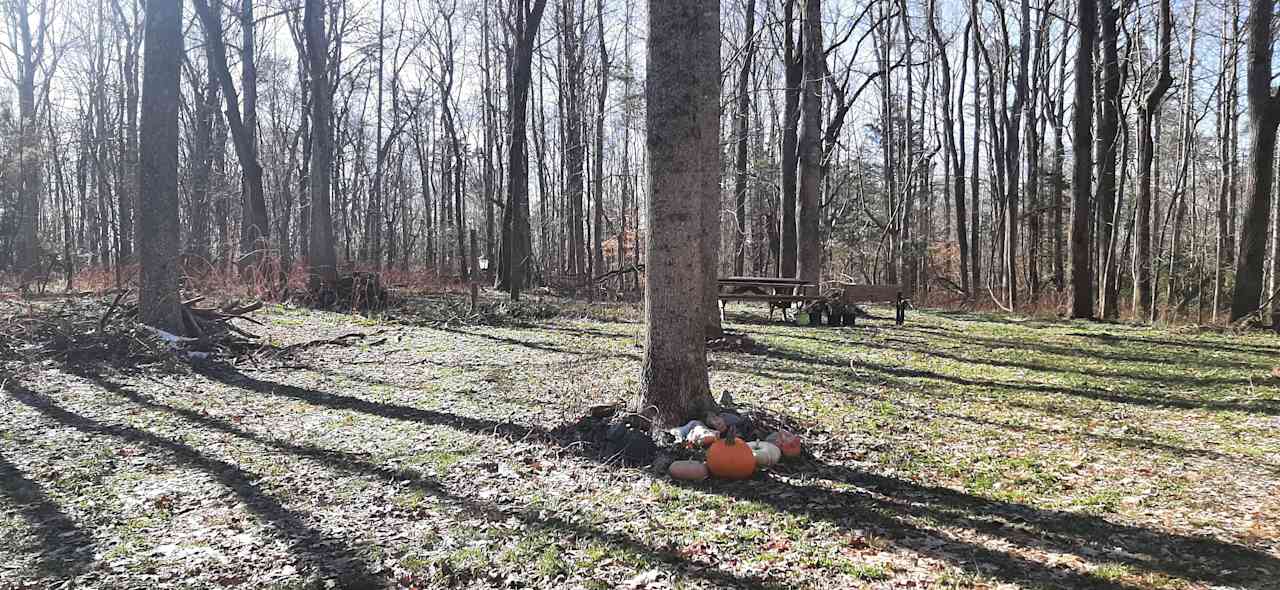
top-left (0, 292), bottom-right (262, 368)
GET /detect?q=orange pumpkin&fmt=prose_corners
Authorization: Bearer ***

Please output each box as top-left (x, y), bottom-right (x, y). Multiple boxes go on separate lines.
top-left (766, 430), bottom-right (802, 458)
top-left (706, 431), bottom-right (756, 480)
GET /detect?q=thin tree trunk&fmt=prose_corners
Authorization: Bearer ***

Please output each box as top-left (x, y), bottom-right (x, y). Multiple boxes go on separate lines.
top-left (732, 0), bottom-right (757, 277)
top-left (779, 0), bottom-right (800, 278)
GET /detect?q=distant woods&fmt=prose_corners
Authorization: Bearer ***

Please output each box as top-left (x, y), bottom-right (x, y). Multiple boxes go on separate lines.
top-left (2, 0), bottom-right (1280, 326)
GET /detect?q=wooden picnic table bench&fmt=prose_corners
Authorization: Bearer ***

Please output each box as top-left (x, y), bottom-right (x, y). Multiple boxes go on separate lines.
top-left (838, 283), bottom-right (907, 325)
top-left (717, 276), bottom-right (819, 321)
top-left (716, 277), bottom-right (910, 326)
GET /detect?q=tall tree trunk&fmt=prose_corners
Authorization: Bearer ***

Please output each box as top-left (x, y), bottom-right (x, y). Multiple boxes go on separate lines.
top-left (1002, 0), bottom-right (1031, 308)
top-left (305, 0), bottom-right (337, 291)
top-left (1231, 0), bottom-right (1280, 320)
top-left (796, 0), bottom-right (822, 288)
top-left (560, 0), bottom-right (587, 278)
top-left (137, 0), bottom-right (184, 333)
top-left (732, 0), bottom-right (757, 277)
top-left (1134, 0), bottom-right (1174, 321)
top-left (640, 0), bottom-right (718, 427)
top-left (13, 0), bottom-right (44, 284)
top-left (499, 0), bottom-right (549, 299)
top-left (114, 0), bottom-right (141, 265)
top-left (1071, 0), bottom-right (1098, 318)
top-left (1166, 0), bottom-right (1200, 321)
top-left (1052, 7), bottom-right (1068, 291)
top-left (594, 0), bottom-right (608, 285)
top-left (1097, 0), bottom-right (1122, 318)
top-left (1214, 4), bottom-right (1235, 321)
top-left (779, 0), bottom-right (801, 278)
top-left (969, 7), bottom-right (982, 293)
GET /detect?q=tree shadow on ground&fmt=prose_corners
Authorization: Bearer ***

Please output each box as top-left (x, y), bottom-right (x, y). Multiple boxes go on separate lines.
top-left (1, 376), bottom-right (382, 587)
top-left (0, 450), bottom-right (95, 574)
top-left (431, 325), bottom-right (591, 356)
top-left (747, 343), bottom-right (1280, 416)
top-left (873, 335), bottom-right (1260, 389)
top-left (1069, 331), bottom-right (1280, 357)
top-left (54, 370), bottom-right (784, 590)
top-left (930, 311), bottom-right (1084, 330)
top-left (190, 366), bottom-right (1279, 589)
top-left (710, 353), bottom-right (1280, 474)
top-left (709, 458), bottom-right (1280, 589)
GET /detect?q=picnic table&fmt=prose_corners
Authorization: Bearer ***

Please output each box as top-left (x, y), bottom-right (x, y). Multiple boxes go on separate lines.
top-left (717, 276), bottom-right (909, 326)
top-left (716, 276), bottom-right (819, 321)
top-left (717, 276), bottom-right (817, 300)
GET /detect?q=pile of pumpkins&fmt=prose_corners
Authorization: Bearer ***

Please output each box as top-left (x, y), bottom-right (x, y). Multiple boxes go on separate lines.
top-left (667, 419), bottom-right (802, 481)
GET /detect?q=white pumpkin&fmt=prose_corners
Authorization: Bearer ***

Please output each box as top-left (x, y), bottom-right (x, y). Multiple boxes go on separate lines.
top-left (748, 441), bottom-right (782, 468)
top-left (669, 460), bottom-right (709, 481)
top-left (685, 425), bottom-right (719, 447)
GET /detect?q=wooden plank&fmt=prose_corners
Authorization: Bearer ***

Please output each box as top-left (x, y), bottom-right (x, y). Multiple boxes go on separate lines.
top-left (719, 285), bottom-right (807, 296)
top-left (718, 276), bottom-right (811, 285)
top-left (840, 284), bottom-right (901, 303)
top-left (718, 294), bottom-right (818, 302)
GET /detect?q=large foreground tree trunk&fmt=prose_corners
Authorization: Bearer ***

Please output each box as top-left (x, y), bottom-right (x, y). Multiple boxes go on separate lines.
top-left (640, 0), bottom-right (718, 427)
top-left (136, 0), bottom-right (183, 334)
top-left (1070, 0), bottom-right (1097, 319)
top-left (1231, 0), bottom-right (1280, 321)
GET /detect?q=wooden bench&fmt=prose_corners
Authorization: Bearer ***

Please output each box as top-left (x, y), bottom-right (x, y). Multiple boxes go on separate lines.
top-left (839, 283), bottom-right (907, 325)
top-left (717, 276), bottom-right (819, 321)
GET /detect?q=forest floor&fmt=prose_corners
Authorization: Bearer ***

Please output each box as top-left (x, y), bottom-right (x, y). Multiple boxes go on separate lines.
top-left (1, 294), bottom-right (1279, 589)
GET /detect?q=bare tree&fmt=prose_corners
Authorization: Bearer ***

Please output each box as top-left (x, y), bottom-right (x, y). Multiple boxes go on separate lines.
top-left (929, 0), bottom-right (968, 295)
top-left (192, 0), bottom-right (270, 273)
top-left (1096, 0), bottom-right (1123, 318)
top-left (6, 0), bottom-right (52, 285)
top-left (498, 0), bottom-right (549, 299)
top-left (731, 0), bottom-right (757, 277)
top-left (778, 0), bottom-right (800, 278)
top-left (305, 0), bottom-right (337, 292)
top-left (1133, 0), bottom-right (1174, 321)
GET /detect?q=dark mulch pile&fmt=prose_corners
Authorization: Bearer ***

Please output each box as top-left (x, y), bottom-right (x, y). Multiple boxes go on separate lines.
top-left (549, 401), bottom-right (828, 475)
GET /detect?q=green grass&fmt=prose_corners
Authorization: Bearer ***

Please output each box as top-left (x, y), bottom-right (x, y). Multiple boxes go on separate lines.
top-left (2, 299), bottom-right (1278, 589)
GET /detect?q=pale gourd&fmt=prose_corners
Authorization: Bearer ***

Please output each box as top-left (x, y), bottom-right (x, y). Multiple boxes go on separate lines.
top-left (669, 460), bottom-right (709, 481)
top-left (748, 441), bottom-right (781, 468)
